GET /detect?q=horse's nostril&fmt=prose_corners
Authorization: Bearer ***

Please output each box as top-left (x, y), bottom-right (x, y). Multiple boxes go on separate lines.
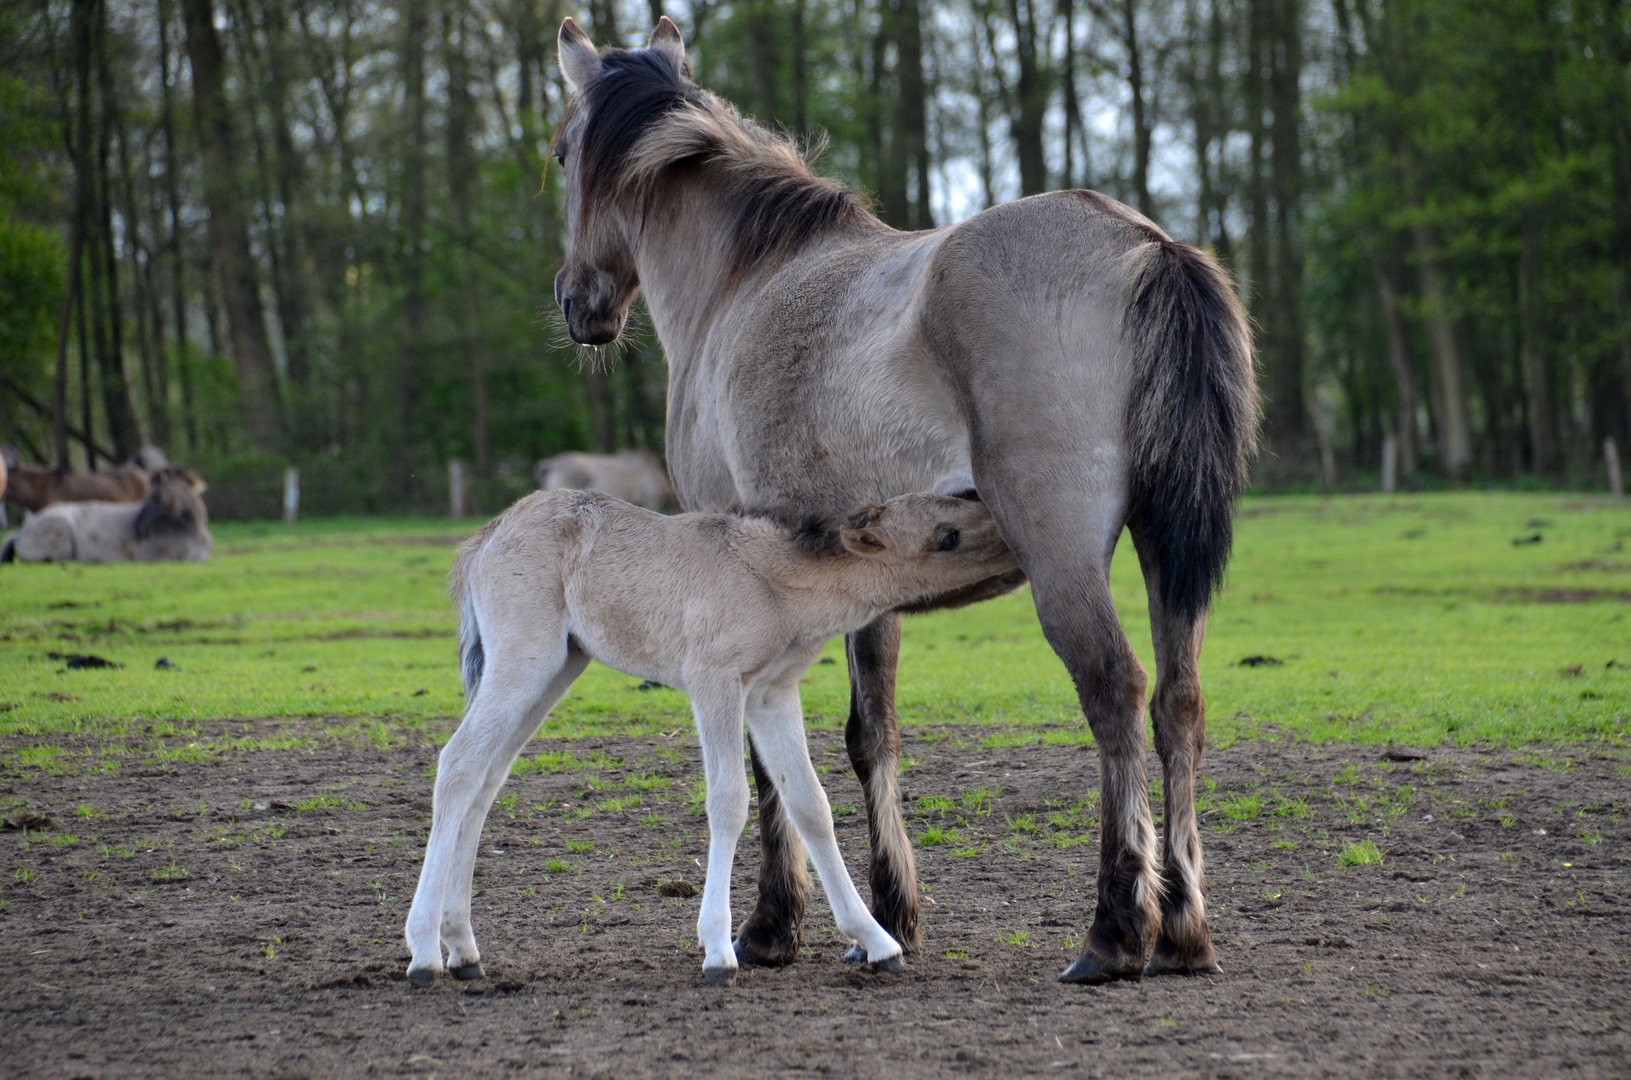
top-left (561, 296), bottom-right (574, 323)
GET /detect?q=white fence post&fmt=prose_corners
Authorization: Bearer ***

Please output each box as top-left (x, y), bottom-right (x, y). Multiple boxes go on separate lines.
top-left (1381, 433), bottom-right (1397, 494)
top-left (282, 467), bottom-right (300, 524)
top-left (449, 459), bottom-right (467, 520)
top-left (1607, 436), bottom-right (1624, 499)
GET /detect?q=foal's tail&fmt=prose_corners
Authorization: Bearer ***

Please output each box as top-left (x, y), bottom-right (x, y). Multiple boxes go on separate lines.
top-left (1123, 239), bottom-right (1259, 621)
top-left (449, 519), bottom-right (502, 700)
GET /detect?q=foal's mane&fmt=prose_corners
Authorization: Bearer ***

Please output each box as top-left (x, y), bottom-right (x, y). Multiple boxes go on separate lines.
top-left (566, 46), bottom-right (879, 281)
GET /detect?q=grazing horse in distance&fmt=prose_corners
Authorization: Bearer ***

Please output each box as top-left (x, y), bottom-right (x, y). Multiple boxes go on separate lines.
top-left (2, 467), bottom-right (212, 564)
top-left (1, 446), bottom-right (186, 514)
top-left (534, 449), bottom-right (679, 512)
top-left (549, 18), bottom-right (1258, 984)
top-left (406, 489), bottom-right (1018, 987)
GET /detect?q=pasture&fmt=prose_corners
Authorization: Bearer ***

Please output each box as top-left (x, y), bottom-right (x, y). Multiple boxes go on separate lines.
top-left (2, 492), bottom-right (1629, 1077)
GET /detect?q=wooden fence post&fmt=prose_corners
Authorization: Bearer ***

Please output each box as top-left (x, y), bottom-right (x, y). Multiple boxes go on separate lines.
top-left (282, 467), bottom-right (299, 524)
top-left (449, 459), bottom-right (467, 520)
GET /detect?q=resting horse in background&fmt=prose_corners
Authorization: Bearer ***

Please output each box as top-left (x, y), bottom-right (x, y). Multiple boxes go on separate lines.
top-left (550, 18), bottom-right (1258, 984)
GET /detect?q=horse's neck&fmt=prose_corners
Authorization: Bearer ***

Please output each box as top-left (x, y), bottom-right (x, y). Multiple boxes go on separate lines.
top-left (633, 180), bottom-right (738, 366)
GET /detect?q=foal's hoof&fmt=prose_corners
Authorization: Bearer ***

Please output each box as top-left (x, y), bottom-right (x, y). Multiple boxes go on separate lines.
top-left (703, 966), bottom-right (738, 986)
top-left (1059, 951), bottom-right (1144, 985)
top-left (449, 961), bottom-right (487, 981)
top-left (841, 944), bottom-right (905, 973)
top-left (407, 966), bottom-right (440, 988)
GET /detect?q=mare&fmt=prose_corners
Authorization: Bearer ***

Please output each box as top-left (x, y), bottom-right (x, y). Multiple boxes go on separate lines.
top-left (550, 18), bottom-right (1258, 983)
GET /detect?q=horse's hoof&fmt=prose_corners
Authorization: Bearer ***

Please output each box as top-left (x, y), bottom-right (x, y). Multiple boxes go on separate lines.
top-left (841, 944), bottom-right (867, 965)
top-left (1143, 943), bottom-right (1222, 978)
top-left (407, 966), bottom-right (440, 988)
top-left (449, 961), bottom-right (486, 981)
top-left (1059, 951), bottom-right (1144, 985)
top-left (733, 936), bottom-right (796, 968)
top-left (703, 966), bottom-right (738, 986)
top-left (869, 954), bottom-right (906, 974)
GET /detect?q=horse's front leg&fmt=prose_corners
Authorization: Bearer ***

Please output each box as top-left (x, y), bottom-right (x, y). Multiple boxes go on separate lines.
top-left (730, 740), bottom-right (811, 967)
top-left (842, 613), bottom-right (920, 957)
top-left (690, 676), bottom-right (751, 984)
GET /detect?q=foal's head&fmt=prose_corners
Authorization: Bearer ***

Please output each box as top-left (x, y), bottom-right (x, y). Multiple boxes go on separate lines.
top-left (838, 493), bottom-right (1019, 595)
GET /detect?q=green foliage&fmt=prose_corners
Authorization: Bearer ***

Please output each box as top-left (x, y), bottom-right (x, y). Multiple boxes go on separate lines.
top-left (1338, 841), bottom-right (1385, 867)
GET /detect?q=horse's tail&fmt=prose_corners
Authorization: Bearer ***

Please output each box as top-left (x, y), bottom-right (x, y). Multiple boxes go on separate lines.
top-left (450, 518), bottom-right (502, 699)
top-left (1123, 239), bottom-right (1259, 622)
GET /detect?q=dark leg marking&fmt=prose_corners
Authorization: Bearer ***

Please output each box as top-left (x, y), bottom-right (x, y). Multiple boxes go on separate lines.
top-left (845, 614), bottom-right (920, 953)
top-left (732, 737), bottom-right (809, 967)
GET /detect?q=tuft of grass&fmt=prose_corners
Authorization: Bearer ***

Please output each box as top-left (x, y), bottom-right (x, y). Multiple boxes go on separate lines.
top-left (152, 858), bottom-right (189, 881)
top-left (624, 773), bottom-right (671, 792)
top-left (916, 795), bottom-right (955, 815)
top-left (1338, 841), bottom-right (1384, 868)
top-left (995, 928), bottom-right (1032, 947)
top-left (565, 838), bottom-right (594, 853)
top-left (1222, 795), bottom-right (1263, 821)
top-left (296, 793), bottom-right (344, 812)
top-left (544, 858), bottom-right (572, 873)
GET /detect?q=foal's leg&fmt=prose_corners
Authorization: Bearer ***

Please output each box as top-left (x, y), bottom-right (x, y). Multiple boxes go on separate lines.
top-left (843, 614), bottom-right (920, 954)
top-left (404, 637), bottom-right (588, 985)
top-left (1132, 535), bottom-right (1220, 976)
top-left (743, 674), bottom-right (904, 971)
top-left (688, 675), bottom-right (752, 984)
top-left (730, 740), bottom-right (811, 967)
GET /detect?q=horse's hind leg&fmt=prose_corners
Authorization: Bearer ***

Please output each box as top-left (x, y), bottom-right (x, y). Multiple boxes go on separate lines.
top-left (1132, 535), bottom-right (1220, 975)
top-left (404, 636), bottom-right (587, 986)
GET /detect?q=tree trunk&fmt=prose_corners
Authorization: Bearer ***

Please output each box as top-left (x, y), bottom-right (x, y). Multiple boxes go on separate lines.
top-left (894, 0), bottom-right (932, 227)
top-left (158, 0), bottom-right (193, 450)
top-left (180, 0), bottom-right (283, 451)
top-left (1061, 0), bottom-right (1085, 189)
top-left (1414, 226), bottom-right (1472, 481)
top-left (1266, 0), bottom-right (1306, 451)
top-left (1007, 0), bottom-right (1048, 196)
top-left (1123, 0), bottom-right (1151, 215)
top-left (54, 0), bottom-right (96, 469)
top-left (445, 4), bottom-right (490, 477)
top-left (746, 0), bottom-right (781, 123)
top-left (92, 0), bottom-right (143, 459)
top-left (396, 0), bottom-right (428, 497)
top-left (1370, 249), bottom-right (1417, 478)
top-left (1517, 216), bottom-right (1554, 473)
top-left (791, 0), bottom-right (808, 137)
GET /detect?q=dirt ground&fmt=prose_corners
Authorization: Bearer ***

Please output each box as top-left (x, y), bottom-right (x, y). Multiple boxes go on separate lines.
top-left (2, 723), bottom-right (1627, 1079)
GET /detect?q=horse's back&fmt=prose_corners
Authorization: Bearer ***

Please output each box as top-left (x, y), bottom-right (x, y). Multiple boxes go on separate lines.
top-left (13, 505), bottom-right (80, 562)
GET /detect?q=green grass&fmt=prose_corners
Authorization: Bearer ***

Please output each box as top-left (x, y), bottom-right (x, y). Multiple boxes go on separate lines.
top-left (1338, 841), bottom-right (1385, 867)
top-left (2, 493), bottom-right (1629, 749)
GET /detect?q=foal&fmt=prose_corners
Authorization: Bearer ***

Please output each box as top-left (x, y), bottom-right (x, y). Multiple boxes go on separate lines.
top-left (406, 490), bottom-right (1018, 986)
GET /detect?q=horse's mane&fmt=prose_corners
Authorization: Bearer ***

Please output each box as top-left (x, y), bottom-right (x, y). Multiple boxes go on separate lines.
top-left (568, 47), bottom-right (879, 281)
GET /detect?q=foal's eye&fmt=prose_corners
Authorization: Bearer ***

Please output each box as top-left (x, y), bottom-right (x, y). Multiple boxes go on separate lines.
top-left (938, 530), bottom-right (960, 552)
top-left (553, 146), bottom-right (567, 166)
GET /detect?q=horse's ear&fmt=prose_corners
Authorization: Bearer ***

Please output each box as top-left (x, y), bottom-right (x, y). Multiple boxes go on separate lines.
top-left (840, 527), bottom-right (888, 558)
top-left (558, 18), bottom-right (600, 89)
top-left (645, 16), bottom-right (688, 75)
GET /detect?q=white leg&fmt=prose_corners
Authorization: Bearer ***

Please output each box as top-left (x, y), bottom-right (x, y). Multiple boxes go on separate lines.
top-left (404, 639), bottom-right (587, 985)
top-left (744, 682), bottom-right (904, 969)
top-left (688, 675), bottom-right (750, 984)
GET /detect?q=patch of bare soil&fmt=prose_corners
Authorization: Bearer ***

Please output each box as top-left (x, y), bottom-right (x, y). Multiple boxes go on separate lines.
top-left (2, 727), bottom-right (1627, 1079)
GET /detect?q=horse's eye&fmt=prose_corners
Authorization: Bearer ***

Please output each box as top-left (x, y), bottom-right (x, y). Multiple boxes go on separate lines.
top-left (938, 530), bottom-right (960, 552)
top-left (553, 147), bottom-right (567, 166)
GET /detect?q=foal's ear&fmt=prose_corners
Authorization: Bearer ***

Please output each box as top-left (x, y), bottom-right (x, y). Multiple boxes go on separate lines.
top-left (558, 18), bottom-right (600, 89)
top-left (840, 527), bottom-right (889, 558)
top-left (646, 16), bottom-right (689, 75)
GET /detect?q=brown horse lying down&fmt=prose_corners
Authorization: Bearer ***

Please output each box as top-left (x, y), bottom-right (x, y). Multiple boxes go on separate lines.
top-left (1, 468), bottom-right (211, 564)
top-left (2, 447), bottom-right (184, 513)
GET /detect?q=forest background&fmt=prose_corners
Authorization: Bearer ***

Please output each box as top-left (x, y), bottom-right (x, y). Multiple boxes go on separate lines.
top-left (2, 0), bottom-right (1630, 517)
